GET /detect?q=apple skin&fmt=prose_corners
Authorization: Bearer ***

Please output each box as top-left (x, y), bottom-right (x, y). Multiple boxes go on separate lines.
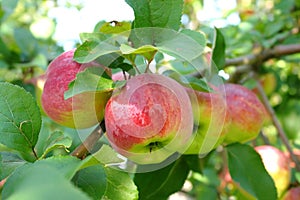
top-left (252, 73), bottom-right (277, 97)
top-left (282, 187), bottom-right (300, 200)
top-left (42, 49), bottom-right (111, 129)
top-left (222, 84), bottom-right (268, 144)
top-left (112, 71), bottom-right (129, 81)
top-left (255, 145), bottom-right (291, 197)
top-left (28, 74), bottom-right (47, 115)
top-left (182, 86), bottom-right (229, 155)
top-left (105, 73), bottom-right (193, 164)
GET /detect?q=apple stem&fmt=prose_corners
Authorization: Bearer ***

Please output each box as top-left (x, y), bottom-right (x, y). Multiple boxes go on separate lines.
top-left (71, 121), bottom-right (105, 159)
top-left (255, 78), bottom-right (300, 172)
top-left (0, 178), bottom-right (6, 189)
top-left (131, 62), bottom-right (141, 74)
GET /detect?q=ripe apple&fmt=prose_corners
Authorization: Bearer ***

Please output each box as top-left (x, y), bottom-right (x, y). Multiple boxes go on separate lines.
top-left (183, 86), bottom-right (229, 155)
top-left (222, 84), bottom-right (268, 144)
top-left (42, 49), bottom-right (111, 129)
top-left (112, 71), bottom-right (129, 81)
top-left (255, 145), bottom-right (291, 197)
top-left (105, 73), bottom-right (193, 164)
top-left (282, 187), bottom-right (300, 200)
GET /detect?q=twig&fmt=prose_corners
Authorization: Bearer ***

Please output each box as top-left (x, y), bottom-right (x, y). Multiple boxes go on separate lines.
top-left (225, 44), bottom-right (300, 67)
top-left (71, 121), bottom-right (105, 159)
top-left (259, 131), bottom-right (271, 145)
top-left (255, 79), bottom-right (300, 171)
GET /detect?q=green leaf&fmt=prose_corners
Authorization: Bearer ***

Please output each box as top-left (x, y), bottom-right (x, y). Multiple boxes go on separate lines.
top-left (74, 145), bottom-right (138, 200)
top-left (35, 156), bottom-right (82, 180)
top-left (275, 0), bottom-right (294, 14)
top-left (74, 165), bottom-right (139, 200)
top-left (134, 157), bottom-right (190, 200)
top-left (2, 162), bottom-right (91, 200)
top-left (120, 44), bottom-right (157, 61)
top-left (0, 0), bottom-right (19, 22)
top-left (14, 28), bottom-right (37, 58)
top-left (104, 167), bottom-right (138, 200)
top-left (39, 131), bottom-right (72, 159)
top-left (180, 29), bottom-right (206, 48)
top-left (264, 19), bottom-right (285, 38)
top-left (0, 152), bottom-right (26, 180)
top-left (74, 40), bottom-right (120, 63)
top-left (99, 21), bottom-right (131, 34)
top-left (0, 82), bottom-right (41, 162)
top-left (79, 32), bottom-right (110, 43)
top-left (64, 67), bottom-right (114, 100)
top-left (81, 144), bottom-right (125, 169)
top-left (226, 143), bottom-right (277, 200)
top-left (120, 44), bottom-right (157, 55)
top-left (72, 165), bottom-right (107, 199)
top-left (163, 70), bottom-right (212, 92)
top-left (156, 30), bottom-right (205, 61)
top-left (0, 36), bottom-right (11, 59)
top-left (212, 28), bottom-right (226, 69)
top-left (125, 0), bottom-right (183, 30)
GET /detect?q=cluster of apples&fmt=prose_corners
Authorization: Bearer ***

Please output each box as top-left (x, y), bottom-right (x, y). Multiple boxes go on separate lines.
top-left (40, 50), bottom-right (269, 164)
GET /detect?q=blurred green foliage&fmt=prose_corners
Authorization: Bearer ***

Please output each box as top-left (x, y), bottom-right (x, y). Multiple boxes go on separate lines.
top-left (0, 0), bottom-right (63, 85)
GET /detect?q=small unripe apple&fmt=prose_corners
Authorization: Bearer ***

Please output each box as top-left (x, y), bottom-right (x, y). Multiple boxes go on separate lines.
top-left (255, 145), bottom-right (291, 197)
top-left (28, 74), bottom-right (46, 115)
top-left (252, 73), bottom-right (277, 97)
top-left (42, 49), bottom-right (111, 129)
top-left (222, 84), bottom-right (268, 144)
top-left (105, 73), bottom-right (193, 164)
top-left (282, 186), bottom-right (300, 200)
top-left (183, 86), bottom-right (228, 155)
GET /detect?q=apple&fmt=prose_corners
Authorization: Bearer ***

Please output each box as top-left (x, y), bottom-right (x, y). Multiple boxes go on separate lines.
top-left (42, 49), bottom-right (111, 129)
top-left (105, 73), bottom-right (194, 164)
top-left (183, 86), bottom-right (229, 155)
top-left (252, 73), bottom-right (277, 97)
top-left (282, 187), bottom-right (300, 200)
top-left (221, 84), bottom-right (268, 144)
top-left (255, 145), bottom-right (291, 197)
top-left (112, 71), bottom-right (129, 81)
top-left (27, 74), bottom-right (46, 115)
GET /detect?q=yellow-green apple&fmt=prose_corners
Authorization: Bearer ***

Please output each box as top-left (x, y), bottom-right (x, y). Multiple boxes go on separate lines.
top-left (252, 73), bottom-right (277, 97)
top-left (282, 187), bottom-right (300, 200)
top-left (222, 84), bottom-right (268, 144)
top-left (28, 74), bottom-right (46, 115)
top-left (182, 86), bottom-right (228, 155)
top-left (42, 49), bottom-right (111, 129)
top-left (105, 73), bottom-right (193, 164)
top-left (255, 145), bottom-right (291, 197)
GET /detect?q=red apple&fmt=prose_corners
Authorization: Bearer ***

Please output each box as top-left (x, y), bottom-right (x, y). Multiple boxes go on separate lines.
top-left (112, 71), bottom-right (129, 81)
top-left (282, 187), bottom-right (300, 200)
top-left (222, 84), bottom-right (268, 144)
top-left (42, 49), bottom-right (111, 129)
top-left (105, 73), bottom-right (193, 164)
top-left (183, 86), bottom-right (229, 155)
top-left (255, 145), bottom-right (291, 197)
